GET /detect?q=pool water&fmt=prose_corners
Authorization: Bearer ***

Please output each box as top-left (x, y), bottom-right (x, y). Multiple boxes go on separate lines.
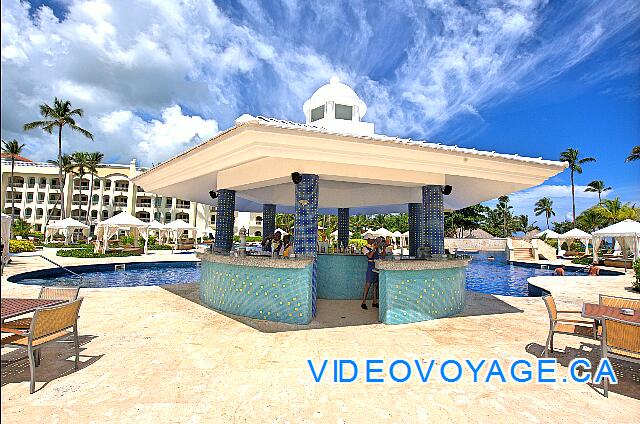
top-left (464, 251), bottom-right (581, 296)
top-left (14, 253), bottom-right (587, 296)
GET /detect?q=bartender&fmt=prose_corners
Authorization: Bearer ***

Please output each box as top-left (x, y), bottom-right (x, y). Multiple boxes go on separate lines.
top-left (361, 236), bottom-right (386, 310)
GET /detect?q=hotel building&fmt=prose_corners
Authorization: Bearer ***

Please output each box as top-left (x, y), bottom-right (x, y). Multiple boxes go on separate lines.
top-left (1, 156), bottom-right (263, 236)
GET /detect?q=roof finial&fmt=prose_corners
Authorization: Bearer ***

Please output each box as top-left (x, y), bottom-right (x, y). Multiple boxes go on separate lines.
top-left (330, 75), bottom-right (340, 84)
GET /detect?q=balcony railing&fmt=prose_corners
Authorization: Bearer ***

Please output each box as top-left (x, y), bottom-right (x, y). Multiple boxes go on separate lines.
top-left (72, 200), bottom-right (88, 205)
top-left (114, 186), bottom-right (129, 192)
top-left (38, 184), bottom-right (46, 189)
top-left (50, 185), bottom-right (61, 190)
top-left (48, 199), bottom-right (60, 204)
top-left (176, 203), bottom-right (190, 209)
top-left (5, 198), bottom-right (22, 203)
top-left (8, 182), bottom-right (24, 188)
top-left (136, 203), bottom-right (152, 208)
top-left (113, 201), bottom-right (127, 207)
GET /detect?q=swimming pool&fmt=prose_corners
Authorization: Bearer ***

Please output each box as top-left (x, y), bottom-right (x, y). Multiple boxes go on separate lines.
top-left (10, 253), bottom-right (603, 296)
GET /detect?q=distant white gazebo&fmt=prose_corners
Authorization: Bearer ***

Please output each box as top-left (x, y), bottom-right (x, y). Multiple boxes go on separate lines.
top-left (533, 229), bottom-right (560, 239)
top-left (164, 219), bottom-right (197, 248)
top-left (197, 225), bottom-right (215, 242)
top-left (330, 229), bottom-right (352, 239)
top-left (363, 227), bottom-right (394, 239)
top-left (148, 220), bottom-right (169, 242)
top-left (557, 228), bottom-right (592, 255)
top-left (1, 213), bottom-right (12, 268)
top-left (592, 219), bottom-right (640, 269)
top-left (45, 217), bottom-right (89, 244)
top-left (95, 212), bottom-right (150, 254)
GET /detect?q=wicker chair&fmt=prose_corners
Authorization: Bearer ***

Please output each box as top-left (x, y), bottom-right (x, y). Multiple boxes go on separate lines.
top-left (599, 295), bottom-right (640, 309)
top-left (1, 298), bottom-right (83, 393)
top-left (2, 286), bottom-right (79, 331)
top-left (542, 295), bottom-right (597, 357)
top-left (600, 317), bottom-right (640, 397)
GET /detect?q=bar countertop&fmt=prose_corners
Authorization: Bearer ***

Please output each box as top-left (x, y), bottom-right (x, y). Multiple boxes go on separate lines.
top-left (197, 253), bottom-right (314, 269)
top-left (375, 258), bottom-right (469, 271)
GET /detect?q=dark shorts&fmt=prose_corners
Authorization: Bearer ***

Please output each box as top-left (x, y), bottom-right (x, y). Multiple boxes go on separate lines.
top-left (366, 263), bottom-right (379, 284)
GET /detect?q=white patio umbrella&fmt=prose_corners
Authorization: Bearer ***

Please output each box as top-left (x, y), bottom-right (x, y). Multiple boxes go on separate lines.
top-left (95, 212), bottom-right (150, 254)
top-left (558, 228), bottom-right (592, 255)
top-left (45, 217), bottom-right (89, 244)
top-left (330, 229), bottom-right (352, 239)
top-left (533, 229), bottom-right (560, 239)
top-left (592, 219), bottom-right (640, 270)
top-left (197, 225), bottom-right (215, 242)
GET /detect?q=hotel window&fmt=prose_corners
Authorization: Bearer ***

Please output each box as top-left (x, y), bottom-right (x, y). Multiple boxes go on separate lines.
top-left (102, 210), bottom-right (109, 219)
top-left (165, 212), bottom-right (172, 222)
top-left (105, 180), bottom-right (112, 189)
top-left (210, 215), bottom-right (216, 224)
top-left (27, 192), bottom-right (34, 203)
top-left (102, 195), bottom-right (110, 206)
top-left (36, 208), bottom-right (44, 219)
top-left (93, 179), bottom-right (101, 189)
top-left (176, 199), bottom-right (190, 209)
top-left (176, 212), bottom-right (189, 221)
top-left (155, 197), bottom-right (163, 208)
top-left (28, 177), bottom-right (35, 188)
top-left (39, 178), bottom-right (46, 188)
top-left (24, 207), bottom-right (32, 218)
top-left (310, 105), bottom-right (325, 122)
top-left (165, 197), bottom-right (173, 208)
top-left (335, 104), bottom-right (353, 120)
top-left (92, 194), bottom-right (99, 204)
top-left (91, 210), bottom-right (98, 219)
top-left (154, 212), bottom-right (161, 221)
top-left (37, 192), bottom-right (45, 203)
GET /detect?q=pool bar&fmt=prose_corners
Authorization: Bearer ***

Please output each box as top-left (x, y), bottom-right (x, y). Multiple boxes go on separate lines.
top-left (199, 252), bottom-right (468, 325)
top-left (132, 78), bottom-right (566, 326)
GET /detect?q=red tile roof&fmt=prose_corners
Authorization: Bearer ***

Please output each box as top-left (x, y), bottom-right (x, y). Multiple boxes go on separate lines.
top-left (1, 152), bottom-right (32, 162)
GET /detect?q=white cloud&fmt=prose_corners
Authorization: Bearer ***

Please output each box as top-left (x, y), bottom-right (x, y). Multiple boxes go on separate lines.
top-left (1, 0), bottom-right (638, 165)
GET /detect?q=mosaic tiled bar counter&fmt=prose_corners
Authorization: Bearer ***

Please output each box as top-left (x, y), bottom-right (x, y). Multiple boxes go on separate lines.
top-left (199, 253), bottom-right (315, 324)
top-left (376, 258), bottom-right (468, 325)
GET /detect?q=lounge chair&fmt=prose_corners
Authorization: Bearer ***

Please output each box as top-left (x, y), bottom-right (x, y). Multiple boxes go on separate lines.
top-left (542, 295), bottom-right (597, 357)
top-left (1, 299), bottom-right (83, 393)
top-left (2, 286), bottom-right (79, 331)
top-left (600, 317), bottom-right (640, 397)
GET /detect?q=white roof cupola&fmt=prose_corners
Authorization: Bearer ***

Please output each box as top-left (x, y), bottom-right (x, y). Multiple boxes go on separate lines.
top-left (302, 76), bottom-right (374, 136)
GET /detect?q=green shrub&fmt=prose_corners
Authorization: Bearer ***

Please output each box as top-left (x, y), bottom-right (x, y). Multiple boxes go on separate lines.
top-left (571, 257), bottom-right (593, 265)
top-left (149, 244), bottom-right (173, 250)
top-left (56, 248), bottom-right (141, 258)
top-left (42, 243), bottom-right (94, 249)
top-left (9, 239), bottom-right (36, 253)
top-left (11, 218), bottom-right (32, 238)
top-left (349, 239), bottom-right (368, 250)
top-left (633, 259), bottom-right (640, 292)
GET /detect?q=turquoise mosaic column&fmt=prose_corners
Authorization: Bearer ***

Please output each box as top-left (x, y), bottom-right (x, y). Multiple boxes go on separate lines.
top-left (422, 185), bottom-right (445, 256)
top-left (408, 202), bottom-right (423, 257)
top-left (337, 208), bottom-right (349, 249)
top-left (262, 204), bottom-right (276, 238)
top-left (214, 189), bottom-right (235, 252)
top-left (294, 174), bottom-right (319, 256)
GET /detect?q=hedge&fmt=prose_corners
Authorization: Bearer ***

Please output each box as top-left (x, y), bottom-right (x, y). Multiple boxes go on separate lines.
top-left (9, 239), bottom-right (37, 253)
top-left (41, 243), bottom-right (94, 249)
top-left (633, 259), bottom-right (640, 292)
top-left (571, 257), bottom-right (593, 265)
top-left (149, 244), bottom-right (173, 250)
top-left (56, 248), bottom-right (141, 258)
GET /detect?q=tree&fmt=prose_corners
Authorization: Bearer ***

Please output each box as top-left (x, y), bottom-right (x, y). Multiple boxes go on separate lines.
top-left (85, 151), bottom-right (104, 226)
top-left (495, 195), bottom-right (513, 237)
top-left (575, 207), bottom-right (606, 232)
top-left (275, 214), bottom-right (294, 234)
top-left (349, 215), bottom-right (368, 237)
top-left (11, 217), bottom-right (32, 238)
top-left (446, 205), bottom-right (488, 237)
top-left (45, 154), bottom-right (73, 227)
top-left (1, 139), bottom-right (26, 219)
top-left (584, 180), bottom-right (611, 204)
top-left (23, 98), bottom-right (94, 218)
top-left (534, 197), bottom-right (555, 229)
top-left (69, 152), bottom-right (91, 222)
top-left (596, 197), bottom-right (639, 225)
top-left (559, 148), bottom-right (595, 225)
top-left (625, 145), bottom-right (640, 162)
top-left (516, 215), bottom-right (539, 233)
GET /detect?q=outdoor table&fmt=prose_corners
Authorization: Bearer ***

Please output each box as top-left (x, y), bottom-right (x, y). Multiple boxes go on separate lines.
top-left (1, 298), bottom-right (64, 322)
top-left (582, 303), bottom-right (640, 323)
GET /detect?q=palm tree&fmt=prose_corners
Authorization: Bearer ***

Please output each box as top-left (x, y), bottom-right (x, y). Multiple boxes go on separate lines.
top-left (559, 148), bottom-right (596, 225)
top-left (534, 197), bottom-right (555, 229)
top-left (23, 98), bottom-right (94, 218)
top-left (625, 145), bottom-right (640, 162)
top-left (495, 196), bottom-right (513, 237)
top-left (275, 214), bottom-right (295, 234)
top-left (597, 197), bottom-right (639, 225)
top-left (70, 152), bottom-right (90, 222)
top-left (1, 139), bottom-right (26, 219)
top-left (46, 154), bottom-right (73, 227)
top-left (85, 152), bottom-right (104, 226)
top-left (584, 180), bottom-right (611, 204)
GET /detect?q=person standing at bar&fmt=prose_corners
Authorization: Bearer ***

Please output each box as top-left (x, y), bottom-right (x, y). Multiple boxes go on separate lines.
top-left (361, 236), bottom-right (381, 310)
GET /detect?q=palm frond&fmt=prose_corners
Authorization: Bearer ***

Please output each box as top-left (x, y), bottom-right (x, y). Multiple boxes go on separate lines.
top-left (68, 124), bottom-right (94, 140)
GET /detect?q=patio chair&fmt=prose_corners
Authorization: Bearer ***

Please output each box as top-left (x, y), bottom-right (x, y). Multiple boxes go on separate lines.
top-left (600, 316), bottom-right (640, 397)
top-left (2, 286), bottom-right (80, 331)
top-left (0, 298), bottom-right (83, 393)
top-left (599, 295), bottom-right (640, 309)
top-left (542, 294), bottom-right (597, 357)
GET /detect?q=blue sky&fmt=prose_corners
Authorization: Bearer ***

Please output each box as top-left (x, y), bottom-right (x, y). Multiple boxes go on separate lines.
top-left (1, 0), bottom-right (639, 225)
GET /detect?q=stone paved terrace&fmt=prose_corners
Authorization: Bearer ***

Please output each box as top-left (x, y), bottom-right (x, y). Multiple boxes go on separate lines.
top-left (1, 252), bottom-right (639, 423)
